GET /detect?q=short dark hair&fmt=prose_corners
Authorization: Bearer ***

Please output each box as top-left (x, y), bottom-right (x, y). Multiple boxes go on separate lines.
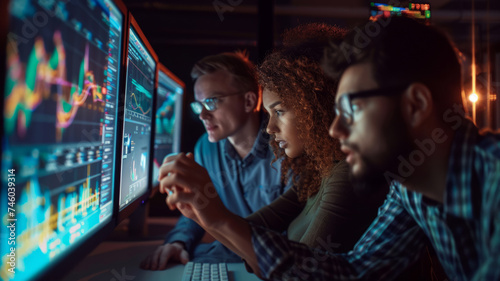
top-left (191, 50), bottom-right (260, 97)
top-left (324, 16), bottom-right (463, 113)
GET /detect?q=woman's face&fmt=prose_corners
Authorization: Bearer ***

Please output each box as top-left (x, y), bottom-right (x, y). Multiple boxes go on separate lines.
top-left (263, 88), bottom-right (305, 158)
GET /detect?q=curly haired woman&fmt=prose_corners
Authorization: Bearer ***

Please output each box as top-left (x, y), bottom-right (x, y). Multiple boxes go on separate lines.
top-left (245, 23), bottom-right (386, 252)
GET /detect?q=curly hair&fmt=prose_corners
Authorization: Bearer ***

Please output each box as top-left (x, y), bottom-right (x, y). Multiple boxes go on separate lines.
top-left (258, 23), bottom-right (346, 202)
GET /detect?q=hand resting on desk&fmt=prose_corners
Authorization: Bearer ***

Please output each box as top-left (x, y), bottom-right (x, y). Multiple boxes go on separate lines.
top-left (140, 241), bottom-right (189, 270)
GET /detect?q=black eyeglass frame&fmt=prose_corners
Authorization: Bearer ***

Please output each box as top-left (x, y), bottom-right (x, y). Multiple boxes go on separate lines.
top-left (335, 84), bottom-right (409, 126)
top-left (190, 91), bottom-right (245, 115)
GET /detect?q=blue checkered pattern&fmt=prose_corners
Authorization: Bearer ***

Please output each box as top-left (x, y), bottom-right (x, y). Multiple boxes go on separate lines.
top-left (251, 119), bottom-right (500, 281)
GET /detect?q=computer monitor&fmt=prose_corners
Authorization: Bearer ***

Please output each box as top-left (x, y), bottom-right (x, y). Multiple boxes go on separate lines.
top-left (152, 64), bottom-right (185, 187)
top-left (0, 0), bottom-right (126, 280)
top-left (116, 13), bottom-right (157, 220)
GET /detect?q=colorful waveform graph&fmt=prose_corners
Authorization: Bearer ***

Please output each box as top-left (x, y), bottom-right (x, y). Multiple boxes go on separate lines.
top-left (0, 165), bottom-right (102, 281)
top-left (56, 44), bottom-right (106, 130)
top-left (4, 30), bottom-right (107, 142)
top-left (128, 79), bottom-right (152, 115)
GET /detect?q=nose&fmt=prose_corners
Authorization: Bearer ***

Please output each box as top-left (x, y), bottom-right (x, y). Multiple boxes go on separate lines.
top-left (329, 115), bottom-right (348, 140)
top-left (198, 107), bottom-right (211, 121)
top-left (266, 117), bottom-right (278, 135)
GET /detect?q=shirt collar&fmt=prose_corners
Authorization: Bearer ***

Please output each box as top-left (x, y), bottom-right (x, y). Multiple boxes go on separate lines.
top-left (443, 118), bottom-right (478, 219)
top-left (223, 113), bottom-right (270, 161)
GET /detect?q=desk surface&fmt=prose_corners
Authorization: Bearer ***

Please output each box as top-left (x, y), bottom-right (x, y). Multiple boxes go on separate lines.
top-left (63, 240), bottom-right (261, 281)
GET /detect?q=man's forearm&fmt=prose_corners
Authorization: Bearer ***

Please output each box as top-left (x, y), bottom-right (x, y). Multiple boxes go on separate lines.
top-left (164, 215), bottom-right (205, 251)
top-left (204, 213), bottom-right (261, 277)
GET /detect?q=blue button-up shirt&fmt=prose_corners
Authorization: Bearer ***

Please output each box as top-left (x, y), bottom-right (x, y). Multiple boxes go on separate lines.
top-left (165, 117), bottom-right (287, 257)
top-left (251, 119), bottom-right (500, 281)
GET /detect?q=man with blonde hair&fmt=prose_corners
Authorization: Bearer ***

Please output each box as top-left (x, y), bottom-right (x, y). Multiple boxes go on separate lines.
top-left (141, 51), bottom-right (287, 270)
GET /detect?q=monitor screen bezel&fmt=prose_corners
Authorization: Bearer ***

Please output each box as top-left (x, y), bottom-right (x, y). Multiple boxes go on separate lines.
top-left (115, 12), bottom-right (158, 223)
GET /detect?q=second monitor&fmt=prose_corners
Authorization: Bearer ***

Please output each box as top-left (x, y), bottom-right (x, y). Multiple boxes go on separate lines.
top-left (118, 14), bottom-right (157, 214)
top-left (152, 64), bottom-right (185, 187)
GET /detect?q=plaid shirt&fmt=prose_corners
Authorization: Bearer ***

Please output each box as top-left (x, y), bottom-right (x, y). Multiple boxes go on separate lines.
top-left (251, 119), bottom-right (500, 281)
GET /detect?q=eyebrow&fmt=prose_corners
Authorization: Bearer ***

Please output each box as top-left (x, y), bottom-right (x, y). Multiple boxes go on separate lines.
top-left (200, 91), bottom-right (234, 100)
top-left (196, 94), bottom-right (221, 102)
top-left (268, 101), bottom-right (282, 109)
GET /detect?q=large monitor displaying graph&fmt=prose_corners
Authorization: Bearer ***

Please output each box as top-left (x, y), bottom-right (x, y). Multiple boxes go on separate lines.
top-left (0, 0), bottom-right (125, 280)
top-left (119, 22), bottom-right (156, 210)
top-left (152, 65), bottom-right (184, 187)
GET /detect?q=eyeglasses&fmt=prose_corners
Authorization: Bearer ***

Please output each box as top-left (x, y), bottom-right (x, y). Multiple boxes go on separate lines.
top-left (190, 91), bottom-right (244, 115)
top-left (335, 85), bottom-right (408, 126)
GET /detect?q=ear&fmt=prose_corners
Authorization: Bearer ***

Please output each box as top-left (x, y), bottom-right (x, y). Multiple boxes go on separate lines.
top-left (243, 91), bottom-right (258, 113)
top-left (401, 82), bottom-right (433, 128)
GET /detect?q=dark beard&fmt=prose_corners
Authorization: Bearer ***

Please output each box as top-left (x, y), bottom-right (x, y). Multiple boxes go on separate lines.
top-left (349, 154), bottom-right (391, 199)
top-left (348, 101), bottom-right (413, 198)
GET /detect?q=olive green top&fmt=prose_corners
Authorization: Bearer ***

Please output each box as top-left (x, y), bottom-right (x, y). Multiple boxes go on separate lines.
top-left (246, 160), bottom-right (385, 252)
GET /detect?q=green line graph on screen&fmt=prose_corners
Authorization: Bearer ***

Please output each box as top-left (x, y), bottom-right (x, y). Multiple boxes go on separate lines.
top-left (128, 79), bottom-right (152, 115)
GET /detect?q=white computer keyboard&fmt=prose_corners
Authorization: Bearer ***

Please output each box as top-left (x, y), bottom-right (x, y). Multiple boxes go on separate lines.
top-left (181, 262), bottom-right (229, 281)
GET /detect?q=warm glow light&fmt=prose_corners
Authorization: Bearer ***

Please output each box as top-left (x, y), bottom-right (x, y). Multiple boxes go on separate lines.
top-left (469, 93), bottom-right (478, 103)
